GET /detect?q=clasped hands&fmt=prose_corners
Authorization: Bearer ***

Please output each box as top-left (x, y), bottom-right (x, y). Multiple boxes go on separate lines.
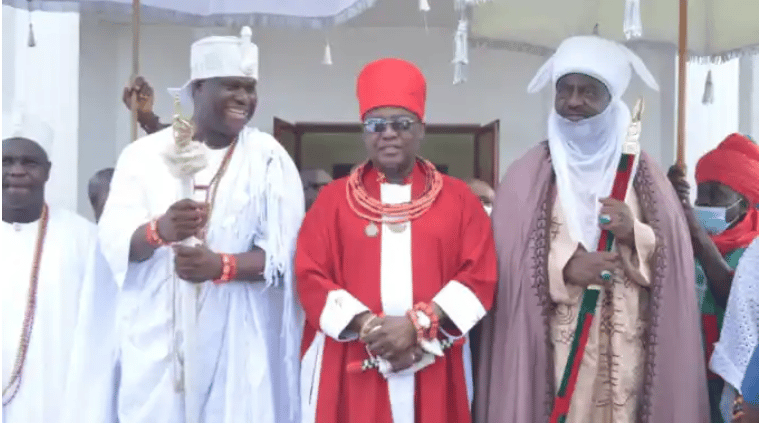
top-left (156, 199), bottom-right (223, 282)
top-left (358, 314), bottom-right (425, 373)
top-left (563, 197), bottom-right (635, 287)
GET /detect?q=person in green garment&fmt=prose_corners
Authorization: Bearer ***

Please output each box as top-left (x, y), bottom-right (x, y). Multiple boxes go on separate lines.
top-left (669, 133), bottom-right (759, 422)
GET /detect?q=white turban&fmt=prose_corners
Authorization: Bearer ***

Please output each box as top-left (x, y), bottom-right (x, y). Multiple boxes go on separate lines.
top-left (2, 110), bottom-right (54, 155)
top-left (169, 26), bottom-right (259, 110)
top-left (527, 36), bottom-right (659, 251)
top-left (527, 35), bottom-right (659, 99)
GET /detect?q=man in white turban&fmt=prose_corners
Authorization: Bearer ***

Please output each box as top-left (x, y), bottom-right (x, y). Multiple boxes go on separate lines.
top-left (98, 27), bottom-right (304, 422)
top-left (475, 36), bottom-right (709, 422)
top-left (2, 112), bottom-right (117, 422)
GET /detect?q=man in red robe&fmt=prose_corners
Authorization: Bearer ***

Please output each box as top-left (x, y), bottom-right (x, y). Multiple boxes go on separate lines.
top-left (296, 58), bottom-right (497, 423)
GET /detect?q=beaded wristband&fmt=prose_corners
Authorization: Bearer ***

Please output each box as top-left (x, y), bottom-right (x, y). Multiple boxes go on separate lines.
top-left (214, 254), bottom-right (238, 284)
top-left (145, 218), bottom-right (166, 247)
top-left (416, 302), bottom-right (439, 340)
top-left (406, 309), bottom-right (425, 344)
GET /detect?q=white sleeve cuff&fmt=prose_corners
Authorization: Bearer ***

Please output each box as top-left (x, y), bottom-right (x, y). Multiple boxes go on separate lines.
top-left (319, 289), bottom-right (370, 341)
top-left (432, 280), bottom-right (487, 338)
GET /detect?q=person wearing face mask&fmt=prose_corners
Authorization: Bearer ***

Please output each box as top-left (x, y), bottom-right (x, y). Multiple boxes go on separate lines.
top-left (668, 133), bottom-right (759, 422)
top-left (475, 36), bottom-right (708, 422)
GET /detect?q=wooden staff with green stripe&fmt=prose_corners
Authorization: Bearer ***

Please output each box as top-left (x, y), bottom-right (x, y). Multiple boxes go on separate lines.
top-left (549, 98), bottom-right (644, 423)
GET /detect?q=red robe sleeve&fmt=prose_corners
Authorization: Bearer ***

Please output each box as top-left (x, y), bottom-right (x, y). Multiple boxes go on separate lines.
top-left (432, 186), bottom-right (498, 337)
top-left (296, 185), bottom-right (369, 341)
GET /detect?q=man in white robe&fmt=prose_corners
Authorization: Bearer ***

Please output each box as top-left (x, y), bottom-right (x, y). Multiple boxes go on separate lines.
top-left (98, 27), bottom-right (304, 422)
top-left (2, 112), bottom-right (109, 422)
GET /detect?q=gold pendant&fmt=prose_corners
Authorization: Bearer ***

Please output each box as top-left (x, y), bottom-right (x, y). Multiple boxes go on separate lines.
top-left (387, 221), bottom-right (407, 233)
top-left (365, 222), bottom-right (379, 237)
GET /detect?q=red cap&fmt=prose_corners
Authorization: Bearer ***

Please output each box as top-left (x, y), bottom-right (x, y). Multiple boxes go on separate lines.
top-left (696, 133), bottom-right (759, 205)
top-left (356, 58), bottom-right (426, 120)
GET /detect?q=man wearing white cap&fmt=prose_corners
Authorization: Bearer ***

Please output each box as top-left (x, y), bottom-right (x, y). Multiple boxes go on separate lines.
top-left (99, 27), bottom-right (304, 422)
top-left (475, 36), bottom-right (709, 422)
top-left (2, 112), bottom-right (115, 421)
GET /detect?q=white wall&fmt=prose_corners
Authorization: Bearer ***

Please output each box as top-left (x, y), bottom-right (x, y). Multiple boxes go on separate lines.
top-left (684, 58), bottom-right (742, 202)
top-left (77, 20), bottom-right (684, 217)
top-left (738, 53), bottom-right (759, 141)
top-left (3, 6), bottom-right (80, 214)
top-left (3, 6), bottom-right (17, 112)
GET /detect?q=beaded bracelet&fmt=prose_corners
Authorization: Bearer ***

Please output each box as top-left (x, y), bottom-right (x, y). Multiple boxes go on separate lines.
top-left (214, 254), bottom-right (238, 284)
top-left (145, 218), bottom-right (166, 247)
top-left (406, 309), bottom-right (425, 344)
top-left (414, 302), bottom-right (439, 340)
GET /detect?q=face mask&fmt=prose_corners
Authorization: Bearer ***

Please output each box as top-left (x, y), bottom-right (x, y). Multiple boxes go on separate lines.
top-left (483, 205), bottom-right (492, 216)
top-left (694, 199), bottom-right (741, 235)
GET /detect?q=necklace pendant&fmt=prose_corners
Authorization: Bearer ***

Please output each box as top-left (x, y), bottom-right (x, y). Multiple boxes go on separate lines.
top-left (365, 222), bottom-right (379, 237)
top-left (387, 221), bottom-right (407, 233)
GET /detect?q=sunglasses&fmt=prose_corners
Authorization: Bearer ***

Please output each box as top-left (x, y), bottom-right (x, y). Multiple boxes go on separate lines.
top-left (363, 117), bottom-right (418, 133)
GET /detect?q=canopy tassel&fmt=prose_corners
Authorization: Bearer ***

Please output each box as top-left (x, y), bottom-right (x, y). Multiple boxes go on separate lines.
top-left (702, 70), bottom-right (714, 105)
top-left (322, 38), bottom-right (333, 66)
top-left (27, 22), bottom-right (36, 47)
top-left (624, 0), bottom-right (643, 39)
top-left (453, 18), bottom-right (469, 85)
top-left (26, 0), bottom-right (35, 47)
top-left (419, 0), bottom-right (430, 32)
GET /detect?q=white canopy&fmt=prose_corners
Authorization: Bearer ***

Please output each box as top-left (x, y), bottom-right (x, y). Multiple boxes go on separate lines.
top-left (471, 0), bottom-right (758, 60)
top-left (3, 0), bottom-right (376, 28)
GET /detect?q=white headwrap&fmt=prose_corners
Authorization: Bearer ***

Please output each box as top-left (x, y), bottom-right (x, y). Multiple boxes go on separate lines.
top-left (527, 35), bottom-right (659, 250)
top-left (2, 110), bottom-right (54, 155)
top-left (169, 26), bottom-right (259, 110)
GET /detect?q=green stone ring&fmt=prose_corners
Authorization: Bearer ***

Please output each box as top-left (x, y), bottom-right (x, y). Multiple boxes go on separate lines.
top-left (600, 270), bottom-right (612, 281)
top-left (599, 214), bottom-right (612, 225)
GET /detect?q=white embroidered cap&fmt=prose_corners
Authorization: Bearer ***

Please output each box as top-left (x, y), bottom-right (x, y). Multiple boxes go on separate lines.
top-left (169, 26), bottom-right (259, 109)
top-left (527, 35), bottom-right (659, 99)
top-left (2, 110), bottom-right (54, 155)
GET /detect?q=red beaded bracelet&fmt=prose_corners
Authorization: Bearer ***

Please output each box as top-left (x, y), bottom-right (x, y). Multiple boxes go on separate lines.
top-left (214, 254), bottom-right (238, 284)
top-left (406, 309), bottom-right (425, 344)
top-left (414, 302), bottom-right (439, 340)
top-left (145, 218), bottom-right (166, 247)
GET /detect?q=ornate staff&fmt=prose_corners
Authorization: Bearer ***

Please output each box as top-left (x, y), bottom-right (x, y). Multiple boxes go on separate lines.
top-left (549, 98), bottom-right (644, 423)
top-left (163, 96), bottom-right (208, 423)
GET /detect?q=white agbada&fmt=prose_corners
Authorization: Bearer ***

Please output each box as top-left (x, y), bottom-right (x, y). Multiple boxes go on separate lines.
top-left (710, 237), bottom-right (759, 420)
top-left (2, 208), bottom-right (98, 422)
top-left (98, 125), bottom-right (304, 422)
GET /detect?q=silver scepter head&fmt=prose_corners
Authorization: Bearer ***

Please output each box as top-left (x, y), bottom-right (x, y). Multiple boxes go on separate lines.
top-left (623, 97), bottom-right (644, 155)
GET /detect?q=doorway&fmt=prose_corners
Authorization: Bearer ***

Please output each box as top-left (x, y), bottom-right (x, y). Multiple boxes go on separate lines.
top-left (274, 118), bottom-right (500, 187)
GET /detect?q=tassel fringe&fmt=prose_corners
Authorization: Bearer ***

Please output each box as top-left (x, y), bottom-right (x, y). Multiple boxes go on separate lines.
top-left (702, 70), bottom-right (714, 105)
top-left (624, 0), bottom-right (643, 40)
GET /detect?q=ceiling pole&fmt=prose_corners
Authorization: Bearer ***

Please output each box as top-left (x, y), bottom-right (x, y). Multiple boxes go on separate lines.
top-left (676, 0), bottom-right (688, 168)
top-left (130, 0), bottom-right (140, 142)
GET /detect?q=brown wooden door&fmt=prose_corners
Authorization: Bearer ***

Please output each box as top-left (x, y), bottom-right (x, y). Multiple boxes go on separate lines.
top-left (474, 120), bottom-right (500, 188)
top-left (273, 117), bottom-right (301, 168)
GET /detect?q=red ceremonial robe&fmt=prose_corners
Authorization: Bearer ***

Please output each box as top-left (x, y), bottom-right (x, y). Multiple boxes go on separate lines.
top-left (296, 162), bottom-right (497, 423)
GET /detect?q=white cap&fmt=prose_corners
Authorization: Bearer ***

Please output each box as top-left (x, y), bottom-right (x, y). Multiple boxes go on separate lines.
top-left (527, 35), bottom-right (659, 100)
top-left (2, 110), bottom-right (54, 155)
top-left (169, 26), bottom-right (259, 109)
